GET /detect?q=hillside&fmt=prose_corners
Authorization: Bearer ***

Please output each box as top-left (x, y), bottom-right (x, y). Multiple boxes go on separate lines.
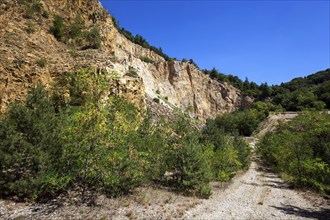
top-left (0, 0), bottom-right (250, 121)
top-left (253, 112), bottom-right (298, 137)
top-left (0, 1), bottom-right (329, 219)
top-left (271, 69), bottom-right (330, 110)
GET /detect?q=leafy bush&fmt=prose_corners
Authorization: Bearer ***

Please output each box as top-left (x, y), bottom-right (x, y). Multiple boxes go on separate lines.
top-left (84, 26), bottom-right (101, 49)
top-left (2, 68), bottom-right (253, 201)
top-left (126, 66), bottom-right (139, 77)
top-left (36, 58), bottom-right (46, 68)
top-left (188, 59), bottom-right (199, 69)
top-left (160, 115), bottom-right (213, 197)
top-left (202, 119), bottom-right (251, 181)
top-left (25, 21), bottom-right (36, 34)
top-left (23, 0), bottom-right (42, 19)
top-left (140, 55), bottom-right (154, 64)
top-left (210, 109), bottom-right (262, 136)
top-left (50, 16), bottom-right (65, 41)
top-left (257, 112), bottom-right (330, 194)
top-left (0, 67), bottom-right (255, 201)
top-left (67, 15), bottom-right (84, 40)
top-left (0, 85), bottom-right (63, 199)
top-left (153, 98), bottom-right (160, 103)
top-left (50, 16), bottom-right (101, 49)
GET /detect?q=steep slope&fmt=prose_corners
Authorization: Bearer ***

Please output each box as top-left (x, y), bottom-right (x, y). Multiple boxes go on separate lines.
top-left (269, 69), bottom-right (330, 110)
top-left (253, 112), bottom-right (299, 137)
top-left (0, 0), bottom-right (246, 120)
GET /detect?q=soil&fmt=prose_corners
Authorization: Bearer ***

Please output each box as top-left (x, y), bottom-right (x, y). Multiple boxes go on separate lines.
top-left (254, 112), bottom-right (298, 137)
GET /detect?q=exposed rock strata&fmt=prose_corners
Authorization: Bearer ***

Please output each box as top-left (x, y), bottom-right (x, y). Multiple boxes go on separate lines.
top-left (0, 0), bottom-right (248, 120)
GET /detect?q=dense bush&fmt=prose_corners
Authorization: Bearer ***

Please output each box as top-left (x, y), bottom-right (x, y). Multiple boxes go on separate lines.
top-left (209, 109), bottom-right (263, 136)
top-left (20, 0), bottom-right (43, 19)
top-left (0, 70), bottom-right (145, 200)
top-left (50, 15), bottom-right (101, 49)
top-left (0, 68), bottom-right (253, 201)
top-left (50, 16), bottom-right (65, 41)
top-left (257, 112), bottom-right (330, 194)
top-left (126, 66), bottom-right (139, 77)
top-left (84, 26), bottom-right (101, 49)
top-left (139, 55), bottom-right (154, 64)
top-left (36, 58), bottom-right (46, 68)
top-left (0, 85), bottom-right (63, 199)
top-left (202, 119), bottom-right (251, 181)
top-left (204, 100), bottom-right (283, 138)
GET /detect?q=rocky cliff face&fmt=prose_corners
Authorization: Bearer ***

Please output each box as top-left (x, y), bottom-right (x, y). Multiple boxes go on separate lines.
top-left (0, 0), bottom-right (246, 120)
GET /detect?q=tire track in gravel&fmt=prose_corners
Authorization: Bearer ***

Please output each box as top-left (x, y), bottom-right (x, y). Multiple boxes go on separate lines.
top-left (184, 139), bottom-right (330, 220)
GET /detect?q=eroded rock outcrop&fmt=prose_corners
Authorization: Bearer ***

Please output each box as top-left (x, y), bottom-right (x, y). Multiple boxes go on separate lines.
top-left (0, 0), bottom-right (247, 120)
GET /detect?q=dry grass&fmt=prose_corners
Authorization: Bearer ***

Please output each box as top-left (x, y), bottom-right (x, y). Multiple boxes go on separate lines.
top-left (0, 186), bottom-right (202, 219)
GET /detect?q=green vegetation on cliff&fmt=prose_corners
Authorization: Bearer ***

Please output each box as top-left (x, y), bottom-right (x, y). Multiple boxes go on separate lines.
top-left (112, 16), bottom-right (170, 60)
top-left (50, 14), bottom-right (101, 49)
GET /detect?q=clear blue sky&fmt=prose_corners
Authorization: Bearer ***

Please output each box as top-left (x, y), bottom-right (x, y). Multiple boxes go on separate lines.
top-left (100, 0), bottom-right (330, 85)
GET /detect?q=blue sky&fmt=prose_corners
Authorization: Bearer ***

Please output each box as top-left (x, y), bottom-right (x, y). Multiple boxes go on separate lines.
top-left (100, 0), bottom-right (330, 85)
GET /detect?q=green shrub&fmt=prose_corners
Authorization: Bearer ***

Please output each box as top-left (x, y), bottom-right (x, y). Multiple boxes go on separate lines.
top-left (202, 119), bottom-right (251, 181)
top-left (257, 112), bottom-right (330, 194)
top-left (36, 58), bottom-right (46, 68)
top-left (0, 69), bottom-right (252, 201)
top-left (154, 114), bottom-right (213, 198)
top-left (50, 16), bottom-right (65, 41)
top-left (69, 48), bottom-right (78, 58)
top-left (50, 16), bottom-right (101, 49)
top-left (126, 66), bottom-right (139, 77)
top-left (153, 98), bottom-right (160, 103)
top-left (210, 109), bottom-right (263, 136)
top-left (68, 14), bottom-right (84, 40)
top-left (140, 55), bottom-right (154, 64)
top-left (42, 10), bottom-right (49, 18)
top-left (84, 26), bottom-right (101, 49)
top-left (25, 21), bottom-right (36, 34)
top-left (23, 1), bottom-right (42, 19)
top-left (0, 70), bottom-right (145, 201)
top-left (0, 85), bottom-right (62, 199)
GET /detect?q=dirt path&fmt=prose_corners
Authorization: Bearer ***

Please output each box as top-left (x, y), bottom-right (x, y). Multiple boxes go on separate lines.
top-left (184, 139), bottom-right (330, 220)
top-left (254, 112), bottom-right (299, 137)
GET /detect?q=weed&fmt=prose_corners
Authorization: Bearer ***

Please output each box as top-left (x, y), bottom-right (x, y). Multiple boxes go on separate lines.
top-left (140, 55), bottom-right (154, 64)
top-left (25, 21), bottom-right (36, 34)
top-left (69, 48), bottom-right (78, 58)
top-left (126, 66), bottom-right (138, 77)
top-left (13, 58), bottom-right (25, 68)
top-left (36, 58), bottom-right (46, 68)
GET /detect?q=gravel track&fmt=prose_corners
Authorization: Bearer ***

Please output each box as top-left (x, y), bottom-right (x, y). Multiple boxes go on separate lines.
top-left (184, 139), bottom-right (330, 220)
